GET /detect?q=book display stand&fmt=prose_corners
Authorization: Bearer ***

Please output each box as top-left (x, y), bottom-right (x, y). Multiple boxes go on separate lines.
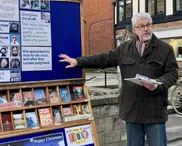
top-left (0, 80), bottom-right (99, 145)
top-left (0, 0), bottom-right (99, 145)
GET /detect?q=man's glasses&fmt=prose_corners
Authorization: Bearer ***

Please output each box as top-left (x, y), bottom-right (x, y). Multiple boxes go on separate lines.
top-left (134, 23), bottom-right (151, 30)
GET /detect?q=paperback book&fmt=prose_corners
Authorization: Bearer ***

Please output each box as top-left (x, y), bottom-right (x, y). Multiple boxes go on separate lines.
top-left (52, 108), bottom-right (62, 125)
top-left (73, 104), bottom-right (83, 116)
top-left (62, 107), bottom-right (73, 117)
top-left (0, 94), bottom-right (7, 104)
top-left (48, 89), bottom-right (59, 104)
top-left (13, 113), bottom-right (26, 130)
top-left (38, 108), bottom-right (53, 126)
top-left (72, 86), bottom-right (86, 101)
top-left (34, 89), bottom-right (47, 105)
top-left (9, 92), bottom-right (23, 107)
top-left (26, 112), bottom-right (39, 129)
top-left (22, 91), bottom-right (35, 106)
top-left (59, 87), bottom-right (70, 102)
top-left (81, 104), bottom-right (90, 115)
top-left (1, 113), bottom-right (13, 131)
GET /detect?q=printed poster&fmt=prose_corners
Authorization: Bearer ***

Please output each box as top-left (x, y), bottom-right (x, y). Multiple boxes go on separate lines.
top-left (0, 70), bottom-right (10, 82)
top-left (65, 124), bottom-right (94, 146)
top-left (22, 47), bottom-right (52, 71)
top-left (20, 11), bottom-right (51, 46)
top-left (0, 0), bottom-right (19, 21)
top-left (0, 132), bottom-right (65, 146)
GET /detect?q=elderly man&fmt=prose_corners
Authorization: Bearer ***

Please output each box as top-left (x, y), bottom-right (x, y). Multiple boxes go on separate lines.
top-left (59, 12), bottom-right (178, 146)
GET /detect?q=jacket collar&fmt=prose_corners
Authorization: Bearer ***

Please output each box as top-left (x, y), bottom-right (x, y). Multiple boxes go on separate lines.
top-left (130, 33), bottom-right (158, 57)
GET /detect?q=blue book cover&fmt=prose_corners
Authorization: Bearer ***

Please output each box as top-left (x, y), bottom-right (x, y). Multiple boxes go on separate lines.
top-left (34, 89), bottom-right (47, 105)
top-left (0, 94), bottom-right (7, 104)
top-left (59, 87), bottom-right (70, 102)
top-left (26, 112), bottom-right (39, 129)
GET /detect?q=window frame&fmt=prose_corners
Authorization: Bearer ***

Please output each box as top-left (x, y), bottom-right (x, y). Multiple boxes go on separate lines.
top-left (173, 0), bottom-right (182, 14)
top-left (116, 0), bottom-right (133, 24)
top-left (145, 0), bottom-right (166, 17)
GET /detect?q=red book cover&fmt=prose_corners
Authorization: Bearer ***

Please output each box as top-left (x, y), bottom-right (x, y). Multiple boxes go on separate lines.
top-left (1, 113), bottom-right (13, 132)
top-left (22, 91), bottom-right (35, 106)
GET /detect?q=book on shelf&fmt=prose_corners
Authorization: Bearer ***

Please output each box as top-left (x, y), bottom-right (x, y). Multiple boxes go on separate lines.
top-left (0, 102), bottom-right (18, 109)
top-left (9, 92), bottom-right (23, 107)
top-left (13, 113), bottom-right (26, 130)
top-left (0, 94), bottom-right (7, 104)
top-left (59, 87), bottom-right (71, 102)
top-left (62, 107), bottom-right (73, 117)
top-left (48, 89), bottom-right (59, 104)
top-left (73, 104), bottom-right (83, 116)
top-left (26, 112), bottom-right (39, 129)
top-left (38, 108), bottom-right (53, 127)
top-left (22, 91), bottom-right (35, 106)
top-left (1, 113), bottom-right (13, 131)
top-left (52, 108), bottom-right (62, 125)
top-left (81, 104), bottom-right (90, 115)
top-left (34, 89), bottom-right (47, 105)
top-left (72, 86), bottom-right (86, 101)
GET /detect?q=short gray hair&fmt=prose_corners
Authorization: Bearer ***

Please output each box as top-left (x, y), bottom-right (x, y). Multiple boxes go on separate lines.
top-left (131, 12), bottom-right (153, 26)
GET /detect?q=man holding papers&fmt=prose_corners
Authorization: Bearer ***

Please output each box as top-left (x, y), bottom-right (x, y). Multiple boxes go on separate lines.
top-left (59, 12), bottom-right (178, 146)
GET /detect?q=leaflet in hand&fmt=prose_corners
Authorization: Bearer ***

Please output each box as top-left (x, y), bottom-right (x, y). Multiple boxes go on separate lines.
top-left (124, 74), bottom-right (163, 86)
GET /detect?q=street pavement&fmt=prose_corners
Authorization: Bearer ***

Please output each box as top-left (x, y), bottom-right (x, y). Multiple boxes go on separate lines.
top-left (86, 72), bottom-right (182, 145)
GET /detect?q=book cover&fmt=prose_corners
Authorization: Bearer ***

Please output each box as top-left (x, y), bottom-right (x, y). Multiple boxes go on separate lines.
top-left (22, 91), bottom-right (35, 106)
top-left (34, 89), bottom-right (47, 105)
top-left (72, 86), bottom-right (86, 101)
top-left (13, 113), bottom-right (26, 130)
top-left (82, 104), bottom-right (90, 115)
top-left (48, 89), bottom-right (59, 104)
top-left (73, 104), bottom-right (83, 116)
top-left (65, 125), bottom-right (94, 146)
top-left (38, 108), bottom-right (53, 126)
top-left (1, 113), bottom-right (13, 131)
top-left (0, 102), bottom-right (17, 109)
top-left (9, 92), bottom-right (23, 107)
top-left (62, 107), bottom-right (73, 117)
top-left (59, 87), bottom-right (70, 102)
top-left (0, 94), bottom-right (7, 104)
top-left (26, 112), bottom-right (39, 129)
top-left (52, 109), bottom-right (62, 125)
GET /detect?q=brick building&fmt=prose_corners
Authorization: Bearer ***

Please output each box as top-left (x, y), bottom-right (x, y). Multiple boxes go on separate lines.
top-left (115, 0), bottom-right (182, 65)
top-left (83, 0), bottom-right (115, 56)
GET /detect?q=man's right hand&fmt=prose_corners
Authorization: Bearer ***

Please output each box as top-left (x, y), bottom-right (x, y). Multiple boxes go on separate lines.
top-left (59, 54), bottom-right (78, 68)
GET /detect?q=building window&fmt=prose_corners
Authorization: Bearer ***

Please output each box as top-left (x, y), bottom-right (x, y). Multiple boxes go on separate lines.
top-left (174, 0), bottom-right (182, 12)
top-left (117, 0), bottom-right (132, 22)
top-left (146, 0), bottom-right (165, 16)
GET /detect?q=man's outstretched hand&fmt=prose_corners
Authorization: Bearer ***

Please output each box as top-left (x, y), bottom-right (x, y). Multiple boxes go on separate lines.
top-left (59, 54), bottom-right (78, 68)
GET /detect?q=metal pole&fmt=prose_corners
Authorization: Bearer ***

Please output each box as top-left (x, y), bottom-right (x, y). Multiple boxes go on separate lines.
top-left (105, 71), bottom-right (107, 88)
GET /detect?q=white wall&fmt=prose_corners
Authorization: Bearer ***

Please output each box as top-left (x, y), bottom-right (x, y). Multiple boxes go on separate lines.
top-left (166, 0), bottom-right (173, 15)
top-left (133, 0), bottom-right (138, 15)
top-left (139, 0), bottom-right (145, 12)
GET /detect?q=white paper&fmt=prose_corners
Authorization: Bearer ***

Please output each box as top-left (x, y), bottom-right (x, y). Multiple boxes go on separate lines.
top-left (0, 22), bottom-right (9, 33)
top-left (21, 11), bottom-right (51, 46)
top-left (124, 77), bottom-right (163, 86)
top-left (22, 47), bottom-right (52, 71)
top-left (0, 0), bottom-right (19, 21)
top-left (0, 70), bottom-right (10, 82)
top-left (0, 34), bottom-right (9, 45)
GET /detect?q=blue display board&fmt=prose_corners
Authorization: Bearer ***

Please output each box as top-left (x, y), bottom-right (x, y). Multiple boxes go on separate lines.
top-left (0, 125), bottom-right (95, 146)
top-left (0, 0), bottom-right (83, 83)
